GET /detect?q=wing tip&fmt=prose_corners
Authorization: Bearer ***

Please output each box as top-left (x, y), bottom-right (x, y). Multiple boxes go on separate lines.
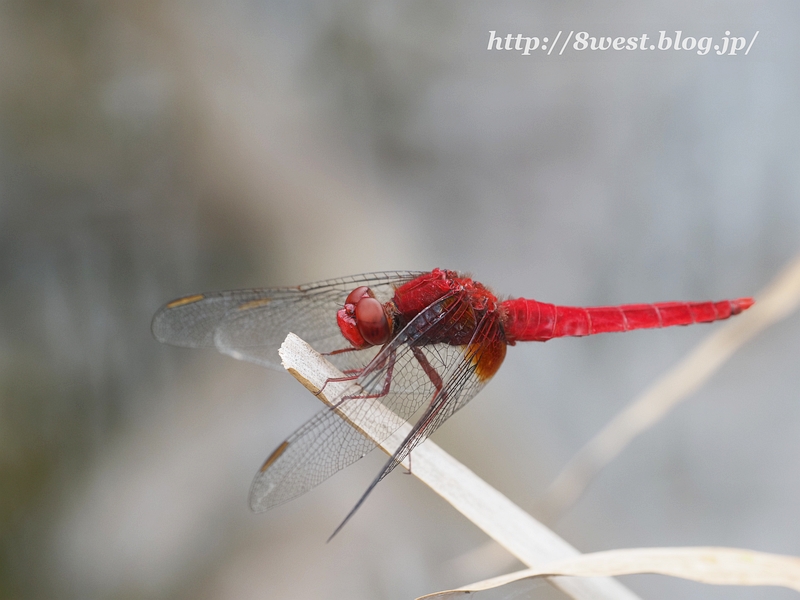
top-left (248, 474), bottom-right (278, 513)
top-left (150, 308), bottom-right (170, 343)
top-left (151, 294), bottom-right (207, 344)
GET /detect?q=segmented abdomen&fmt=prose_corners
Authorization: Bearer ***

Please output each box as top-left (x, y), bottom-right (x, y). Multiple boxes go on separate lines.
top-left (501, 297), bottom-right (754, 343)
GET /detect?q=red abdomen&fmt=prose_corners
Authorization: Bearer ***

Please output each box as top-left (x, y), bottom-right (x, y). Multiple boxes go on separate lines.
top-left (501, 297), bottom-right (754, 343)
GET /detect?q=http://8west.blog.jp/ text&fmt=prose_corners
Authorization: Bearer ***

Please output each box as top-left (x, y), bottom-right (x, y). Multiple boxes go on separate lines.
top-left (488, 30), bottom-right (759, 57)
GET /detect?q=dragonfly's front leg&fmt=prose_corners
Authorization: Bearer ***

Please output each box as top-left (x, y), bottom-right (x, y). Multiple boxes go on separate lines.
top-left (321, 346), bottom-right (366, 377)
top-left (317, 344), bottom-right (388, 393)
top-left (319, 346), bottom-right (398, 410)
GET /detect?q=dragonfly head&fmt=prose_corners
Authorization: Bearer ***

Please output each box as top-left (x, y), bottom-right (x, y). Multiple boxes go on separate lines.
top-left (337, 286), bottom-right (393, 348)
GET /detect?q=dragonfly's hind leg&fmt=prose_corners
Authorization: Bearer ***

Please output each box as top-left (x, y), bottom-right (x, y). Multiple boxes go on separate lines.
top-left (403, 346), bottom-right (449, 474)
top-left (411, 346), bottom-right (446, 405)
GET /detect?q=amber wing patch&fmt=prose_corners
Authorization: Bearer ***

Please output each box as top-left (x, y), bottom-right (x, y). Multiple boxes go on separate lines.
top-left (470, 338), bottom-right (507, 382)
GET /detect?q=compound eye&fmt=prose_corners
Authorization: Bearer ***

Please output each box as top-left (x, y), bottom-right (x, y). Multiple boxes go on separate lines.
top-left (345, 286), bottom-right (370, 306)
top-left (355, 297), bottom-right (391, 346)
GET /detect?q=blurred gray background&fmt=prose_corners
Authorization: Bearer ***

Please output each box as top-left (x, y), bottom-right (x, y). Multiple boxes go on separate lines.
top-left (1, 1), bottom-right (798, 599)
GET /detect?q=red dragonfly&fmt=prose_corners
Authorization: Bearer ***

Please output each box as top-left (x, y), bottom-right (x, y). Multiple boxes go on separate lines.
top-left (152, 269), bottom-right (753, 535)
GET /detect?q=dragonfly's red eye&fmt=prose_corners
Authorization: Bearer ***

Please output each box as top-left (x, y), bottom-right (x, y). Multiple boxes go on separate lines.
top-left (355, 297), bottom-right (391, 346)
top-left (337, 286), bottom-right (379, 348)
top-left (345, 286), bottom-right (370, 306)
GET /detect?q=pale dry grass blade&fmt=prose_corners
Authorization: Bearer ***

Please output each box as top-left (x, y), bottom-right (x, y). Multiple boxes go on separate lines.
top-left (279, 334), bottom-right (641, 600)
top-left (417, 546), bottom-right (800, 599)
top-left (540, 254), bottom-right (800, 517)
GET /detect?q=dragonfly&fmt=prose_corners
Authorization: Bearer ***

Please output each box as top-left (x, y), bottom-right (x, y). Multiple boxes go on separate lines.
top-left (152, 268), bottom-right (753, 536)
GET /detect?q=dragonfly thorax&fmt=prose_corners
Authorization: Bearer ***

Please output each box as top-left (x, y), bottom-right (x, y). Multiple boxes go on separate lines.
top-left (337, 286), bottom-right (394, 348)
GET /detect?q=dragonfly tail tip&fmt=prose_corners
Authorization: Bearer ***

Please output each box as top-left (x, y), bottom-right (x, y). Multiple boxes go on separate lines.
top-left (733, 297), bottom-right (755, 313)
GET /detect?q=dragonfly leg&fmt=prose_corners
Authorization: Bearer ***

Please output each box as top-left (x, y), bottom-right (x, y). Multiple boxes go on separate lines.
top-left (403, 346), bottom-right (451, 474)
top-left (328, 347), bottom-right (398, 409)
top-left (323, 346), bottom-right (362, 357)
top-left (315, 372), bottom-right (360, 397)
top-left (411, 346), bottom-right (446, 406)
top-left (315, 348), bottom-right (366, 395)
top-left (318, 342), bottom-right (396, 395)
top-left (314, 346), bottom-right (372, 392)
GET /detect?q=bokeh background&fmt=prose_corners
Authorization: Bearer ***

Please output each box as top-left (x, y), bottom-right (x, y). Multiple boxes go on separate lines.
top-left (1, 1), bottom-right (799, 599)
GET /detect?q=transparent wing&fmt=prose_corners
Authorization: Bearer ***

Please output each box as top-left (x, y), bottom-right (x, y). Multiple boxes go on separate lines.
top-left (151, 271), bottom-right (422, 370)
top-left (325, 307), bottom-right (509, 537)
top-left (379, 307), bottom-right (506, 472)
top-left (249, 292), bottom-right (507, 512)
